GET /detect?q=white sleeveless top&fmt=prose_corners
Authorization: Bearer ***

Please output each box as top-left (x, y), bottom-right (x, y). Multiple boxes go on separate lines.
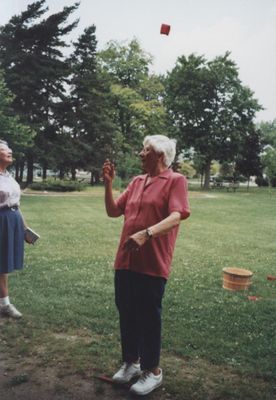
top-left (0, 171), bottom-right (21, 209)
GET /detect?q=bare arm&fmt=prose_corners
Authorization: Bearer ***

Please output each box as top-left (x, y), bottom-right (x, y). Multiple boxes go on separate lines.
top-left (19, 209), bottom-right (34, 244)
top-left (149, 211), bottom-right (181, 237)
top-left (102, 159), bottom-right (122, 218)
top-left (124, 211), bottom-right (181, 250)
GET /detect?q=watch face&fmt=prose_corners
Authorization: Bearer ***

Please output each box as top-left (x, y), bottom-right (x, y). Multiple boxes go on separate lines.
top-left (146, 228), bottom-right (153, 238)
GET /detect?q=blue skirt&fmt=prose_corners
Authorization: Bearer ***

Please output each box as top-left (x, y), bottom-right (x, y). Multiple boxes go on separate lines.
top-left (0, 208), bottom-right (24, 274)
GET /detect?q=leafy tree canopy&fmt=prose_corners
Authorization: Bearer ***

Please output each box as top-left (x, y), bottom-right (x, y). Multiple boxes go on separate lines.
top-left (165, 52), bottom-right (263, 188)
top-left (258, 119), bottom-right (276, 148)
top-left (0, 69), bottom-right (34, 156)
top-left (98, 39), bottom-right (167, 179)
top-left (262, 147), bottom-right (276, 183)
top-left (99, 38), bottom-right (152, 89)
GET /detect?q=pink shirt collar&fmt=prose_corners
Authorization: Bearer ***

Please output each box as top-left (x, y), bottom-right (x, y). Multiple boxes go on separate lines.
top-left (137, 168), bottom-right (173, 181)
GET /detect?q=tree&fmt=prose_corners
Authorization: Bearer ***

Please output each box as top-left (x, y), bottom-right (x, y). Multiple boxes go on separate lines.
top-left (0, 0), bottom-right (79, 183)
top-left (99, 39), bottom-right (167, 179)
top-left (235, 128), bottom-right (263, 188)
top-left (258, 119), bottom-right (276, 148)
top-left (99, 38), bottom-right (152, 89)
top-left (262, 147), bottom-right (276, 187)
top-left (69, 25), bottom-right (115, 183)
top-left (165, 52), bottom-right (262, 189)
top-left (179, 161), bottom-right (196, 178)
top-left (0, 70), bottom-right (34, 180)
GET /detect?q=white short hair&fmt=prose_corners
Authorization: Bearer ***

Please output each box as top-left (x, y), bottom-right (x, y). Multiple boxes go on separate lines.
top-left (0, 140), bottom-right (9, 149)
top-left (143, 135), bottom-right (176, 167)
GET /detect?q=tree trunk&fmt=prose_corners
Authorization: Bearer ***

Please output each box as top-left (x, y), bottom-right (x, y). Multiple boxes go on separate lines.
top-left (71, 168), bottom-right (76, 181)
top-left (26, 154), bottom-right (34, 185)
top-left (19, 161), bottom-right (24, 183)
top-left (90, 171), bottom-right (94, 185)
top-left (15, 161), bottom-right (20, 182)
top-left (42, 164), bottom-right (47, 181)
top-left (94, 170), bottom-right (100, 184)
top-left (90, 170), bottom-right (100, 185)
top-left (203, 159), bottom-right (212, 190)
top-left (59, 168), bottom-right (65, 180)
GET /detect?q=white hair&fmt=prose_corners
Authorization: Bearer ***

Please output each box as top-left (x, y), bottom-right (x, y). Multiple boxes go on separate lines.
top-left (143, 135), bottom-right (176, 167)
top-left (0, 140), bottom-right (9, 149)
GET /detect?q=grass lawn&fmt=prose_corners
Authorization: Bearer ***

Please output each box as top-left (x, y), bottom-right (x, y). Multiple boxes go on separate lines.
top-left (1, 187), bottom-right (276, 399)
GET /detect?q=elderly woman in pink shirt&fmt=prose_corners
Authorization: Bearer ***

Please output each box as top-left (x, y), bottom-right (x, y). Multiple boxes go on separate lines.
top-left (103, 134), bottom-right (190, 396)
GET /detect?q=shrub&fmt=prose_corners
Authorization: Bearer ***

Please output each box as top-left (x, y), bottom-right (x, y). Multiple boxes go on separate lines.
top-left (179, 162), bottom-right (196, 178)
top-left (29, 179), bottom-right (86, 192)
top-left (220, 175), bottom-right (246, 183)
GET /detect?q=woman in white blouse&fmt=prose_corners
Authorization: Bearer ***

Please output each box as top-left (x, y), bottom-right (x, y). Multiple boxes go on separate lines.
top-left (0, 140), bottom-right (31, 318)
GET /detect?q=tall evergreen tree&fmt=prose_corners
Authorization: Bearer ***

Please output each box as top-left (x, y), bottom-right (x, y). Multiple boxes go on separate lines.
top-left (0, 69), bottom-right (34, 181)
top-left (69, 25), bottom-right (115, 183)
top-left (0, 70), bottom-right (33, 148)
top-left (0, 0), bottom-right (79, 183)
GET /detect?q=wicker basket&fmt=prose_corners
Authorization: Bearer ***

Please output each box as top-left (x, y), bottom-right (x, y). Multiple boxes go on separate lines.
top-left (223, 267), bottom-right (253, 291)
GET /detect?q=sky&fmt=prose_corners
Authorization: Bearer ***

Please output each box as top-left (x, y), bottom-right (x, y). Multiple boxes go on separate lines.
top-left (0, 0), bottom-right (275, 122)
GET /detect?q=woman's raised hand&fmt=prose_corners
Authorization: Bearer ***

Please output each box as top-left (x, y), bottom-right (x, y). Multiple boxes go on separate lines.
top-left (102, 159), bottom-right (115, 183)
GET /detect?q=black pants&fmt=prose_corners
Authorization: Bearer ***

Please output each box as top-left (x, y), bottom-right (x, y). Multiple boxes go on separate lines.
top-left (115, 270), bottom-right (166, 370)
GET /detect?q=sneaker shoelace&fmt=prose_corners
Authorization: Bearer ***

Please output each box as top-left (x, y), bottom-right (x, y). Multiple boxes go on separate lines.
top-left (121, 362), bottom-right (133, 372)
top-left (120, 363), bottom-right (128, 371)
top-left (139, 371), bottom-right (152, 383)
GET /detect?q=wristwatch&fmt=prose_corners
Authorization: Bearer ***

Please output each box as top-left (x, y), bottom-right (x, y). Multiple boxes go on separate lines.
top-left (146, 227), bottom-right (153, 240)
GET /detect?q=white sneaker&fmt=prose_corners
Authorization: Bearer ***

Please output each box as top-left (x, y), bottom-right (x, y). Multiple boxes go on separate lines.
top-left (112, 362), bottom-right (141, 384)
top-left (130, 369), bottom-right (163, 395)
top-left (0, 304), bottom-right (22, 319)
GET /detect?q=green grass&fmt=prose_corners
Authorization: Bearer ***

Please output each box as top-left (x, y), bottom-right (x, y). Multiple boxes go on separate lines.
top-left (1, 187), bottom-right (276, 399)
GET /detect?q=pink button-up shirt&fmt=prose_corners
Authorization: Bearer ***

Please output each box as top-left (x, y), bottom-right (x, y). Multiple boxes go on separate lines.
top-left (114, 169), bottom-right (190, 279)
